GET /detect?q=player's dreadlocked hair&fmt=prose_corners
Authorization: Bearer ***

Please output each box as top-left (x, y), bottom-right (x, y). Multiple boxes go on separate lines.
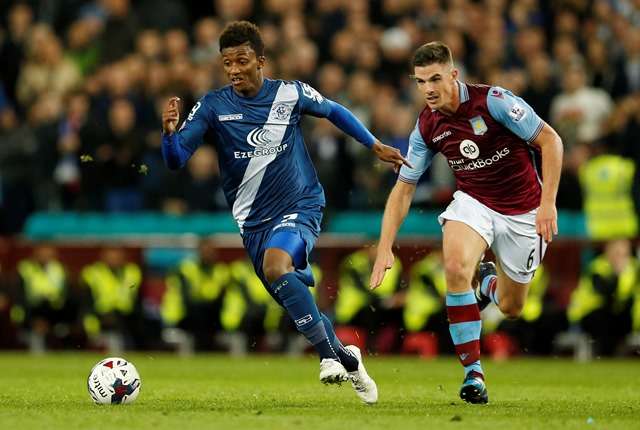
top-left (219, 21), bottom-right (265, 57)
top-left (412, 41), bottom-right (453, 67)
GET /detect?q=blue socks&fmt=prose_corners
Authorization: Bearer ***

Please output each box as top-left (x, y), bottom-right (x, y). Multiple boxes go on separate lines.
top-left (320, 313), bottom-right (359, 372)
top-left (271, 273), bottom-right (358, 371)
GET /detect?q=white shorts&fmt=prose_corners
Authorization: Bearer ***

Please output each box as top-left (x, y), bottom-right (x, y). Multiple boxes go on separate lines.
top-left (438, 190), bottom-right (547, 284)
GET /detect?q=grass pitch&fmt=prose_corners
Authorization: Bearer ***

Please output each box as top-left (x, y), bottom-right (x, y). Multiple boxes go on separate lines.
top-left (0, 353), bottom-right (638, 430)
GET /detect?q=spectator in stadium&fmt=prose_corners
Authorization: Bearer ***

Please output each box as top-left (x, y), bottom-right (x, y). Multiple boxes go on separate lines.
top-left (0, 100), bottom-right (38, 233)
top-left (191, 18), bottom-right (222, 66)
top-left (160, 21), bottom-right (410, 403)
top-left (9, 244), bottom-right (75, 352)
top-left (80, 247), bottom-right (142, 351)
top-left (521, 53), bottom-right (558, 122)
top-left (371, 41), bottom-right (563, 405)
top-left (161, 239), bottom-right (229, 350)
top-left (16, 24), bottom-right (82, 109)
top-left (550, 62), bottom-right (614, 149)
top-left (163, 145), bottom-right (226, 214)
top-left (609, 96), bottom-right (640, 217)
top-left (621, 27), bottom-right (640, 94)
top-left (334, 247), bottom-right (404, 353)
top-left (0, 2), bottom-right (34, 109)
top-left (99, 0), bottom-right (138, 65)
top-left (34, 91), bottom-right (93, 210)
top-left (567, 239), bottom-right (638, 356)
top-left (66, 17), bottom-right (102, 76)
top-left (94, 98), bottom-right (145, 212)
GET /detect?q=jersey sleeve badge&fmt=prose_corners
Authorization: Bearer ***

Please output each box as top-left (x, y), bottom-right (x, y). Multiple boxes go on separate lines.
top-left (508, 104), bottom-right (527, 122)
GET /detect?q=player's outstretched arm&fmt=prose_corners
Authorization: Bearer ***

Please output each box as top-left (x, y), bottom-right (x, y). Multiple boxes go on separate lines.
top-left (370, 180), bottom-right (416, 289)
top-left (532, 122), bottom-right (563, 243)
top-left (325, 101), bottom-right (412, 169)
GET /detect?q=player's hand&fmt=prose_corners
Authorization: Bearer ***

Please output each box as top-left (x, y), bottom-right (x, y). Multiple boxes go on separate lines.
top-left (536, 201), bottom-right (558, 243)
top-left (372, 140), bottom-right (413, 172)
top-left (162, 96), bottom-right (181, 135)
top-left (370, 246), bottom-right (395, 290)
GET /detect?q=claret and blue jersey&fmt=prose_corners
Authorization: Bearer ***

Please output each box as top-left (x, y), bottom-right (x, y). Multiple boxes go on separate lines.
top-left (162, 78), bottom-right (359, 232)
top-left (399, 81), bottom-right (545, 215)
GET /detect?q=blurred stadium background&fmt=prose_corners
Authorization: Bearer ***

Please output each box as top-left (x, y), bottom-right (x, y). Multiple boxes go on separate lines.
top-left (0, 0), bottom-right (639, 363)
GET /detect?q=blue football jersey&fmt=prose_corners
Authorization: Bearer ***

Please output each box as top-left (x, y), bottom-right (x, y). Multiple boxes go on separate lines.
top-left (172, 79), bottom-right (332, 231)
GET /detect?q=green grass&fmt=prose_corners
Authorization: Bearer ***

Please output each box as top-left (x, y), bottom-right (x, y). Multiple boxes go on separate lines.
top-left (0, 353), bottom-right (638, 430)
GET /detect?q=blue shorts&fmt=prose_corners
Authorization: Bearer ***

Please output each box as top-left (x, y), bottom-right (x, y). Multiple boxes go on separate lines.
top-left (242, 208), bottom-right (322, 294)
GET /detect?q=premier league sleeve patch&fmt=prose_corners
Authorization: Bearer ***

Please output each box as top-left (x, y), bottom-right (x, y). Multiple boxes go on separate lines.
top-left (508, 103), bottom-right (527, 122)
top-left (469, 115), bottom-right (488, 135)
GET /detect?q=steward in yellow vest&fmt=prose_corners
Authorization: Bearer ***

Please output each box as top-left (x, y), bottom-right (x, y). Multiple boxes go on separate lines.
top-left (10, 245), bottom-right (74, 347)
top-left (220, 259), bottom-right (280, 348)
top-left (579, 154), bottom-right (637, 240)
top-left (335, 248), bottom-right (403, 351)
top-left (161, 240), bottom-right (229, 350)
top-left (403, 252), bottom-right (447, 333)
top-left (80, 248), bottom-right (142, 347)
top-left (567, 239), bottom-right (637, 355)
top-left (490, 265), bottom-right (566, 354)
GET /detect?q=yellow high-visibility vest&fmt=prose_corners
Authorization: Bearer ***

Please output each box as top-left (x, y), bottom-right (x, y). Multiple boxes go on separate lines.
top-left (17, 259), bottom-right (66, 309)
top-left (335, 250), bottom-right (402, 324)
top-left (221, 260), bottom-right (271, 331)
top-left (11, 259), bottom-right (67, 324)
top-left (520, 265), bottom-right (550, 322)
top-left (403, 253), bottom-right (446, 332)
top-left (81, 262), bottom-right (141, 315)
top-left (568, 255), bottom-right (638, 323)
top-left (579, 155), bottom-right (637, 240)
top-left (161, 260), bottom-right (230, 325)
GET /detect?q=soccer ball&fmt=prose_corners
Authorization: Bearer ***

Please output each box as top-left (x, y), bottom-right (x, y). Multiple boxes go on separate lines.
top-left (87, 357), bottom-right (141, 404)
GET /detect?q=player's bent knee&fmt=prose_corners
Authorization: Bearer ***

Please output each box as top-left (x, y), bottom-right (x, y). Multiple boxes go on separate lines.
top-left (500, 301), bottom-right (524, 319)
top-left (444, 258), bottom-right (472, 287)
top-left (263, 263), bottom-right (292, 285)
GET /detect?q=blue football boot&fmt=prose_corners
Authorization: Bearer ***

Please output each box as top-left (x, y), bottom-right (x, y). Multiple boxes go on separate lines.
top-left (459, 371), bottom-right (489, 404)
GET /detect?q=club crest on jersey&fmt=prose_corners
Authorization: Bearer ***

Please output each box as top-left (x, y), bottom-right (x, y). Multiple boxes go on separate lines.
top-left (469, 115), bottom-right (488, 135)
top-left (270, 102), bottom-right (293, 121)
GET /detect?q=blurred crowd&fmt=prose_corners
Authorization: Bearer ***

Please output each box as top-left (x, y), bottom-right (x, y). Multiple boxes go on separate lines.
top-left (1, 240), bottom-right (639, 358)
top-left (0, 0), bottom-right (639, 235)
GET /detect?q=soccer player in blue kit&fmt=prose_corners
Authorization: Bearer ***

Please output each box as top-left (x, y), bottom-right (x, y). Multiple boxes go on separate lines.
top-left (161, 21), bottom-right (410, 404)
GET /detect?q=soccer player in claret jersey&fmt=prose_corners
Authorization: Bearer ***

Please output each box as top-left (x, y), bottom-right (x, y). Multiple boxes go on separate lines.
top-left (161, 21), bottom-right (411, 404)
top-left (370, 42), bottom-right (563, 404)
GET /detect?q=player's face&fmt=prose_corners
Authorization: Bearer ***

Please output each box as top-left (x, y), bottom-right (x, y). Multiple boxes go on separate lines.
top-left (221, 43), bottom-right (266, 96)
top-left (412, 63), bottom-right (458, 111)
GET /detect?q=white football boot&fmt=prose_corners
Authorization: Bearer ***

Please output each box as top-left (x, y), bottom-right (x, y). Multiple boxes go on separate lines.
top-left (345, 345), bottom-right (378, 404)
top-left (319, 358), bottom-right (349, 384)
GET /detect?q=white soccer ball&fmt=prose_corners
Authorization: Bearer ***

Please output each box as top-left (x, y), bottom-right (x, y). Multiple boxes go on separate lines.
top-left (87, 357), bottom-right (141, 405)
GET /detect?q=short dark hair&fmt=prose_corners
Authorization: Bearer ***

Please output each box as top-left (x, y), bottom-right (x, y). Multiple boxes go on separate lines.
top-left (219, 21), bottom-right (264, 57)
top-left (412, 41), bottom-right (453, 67)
